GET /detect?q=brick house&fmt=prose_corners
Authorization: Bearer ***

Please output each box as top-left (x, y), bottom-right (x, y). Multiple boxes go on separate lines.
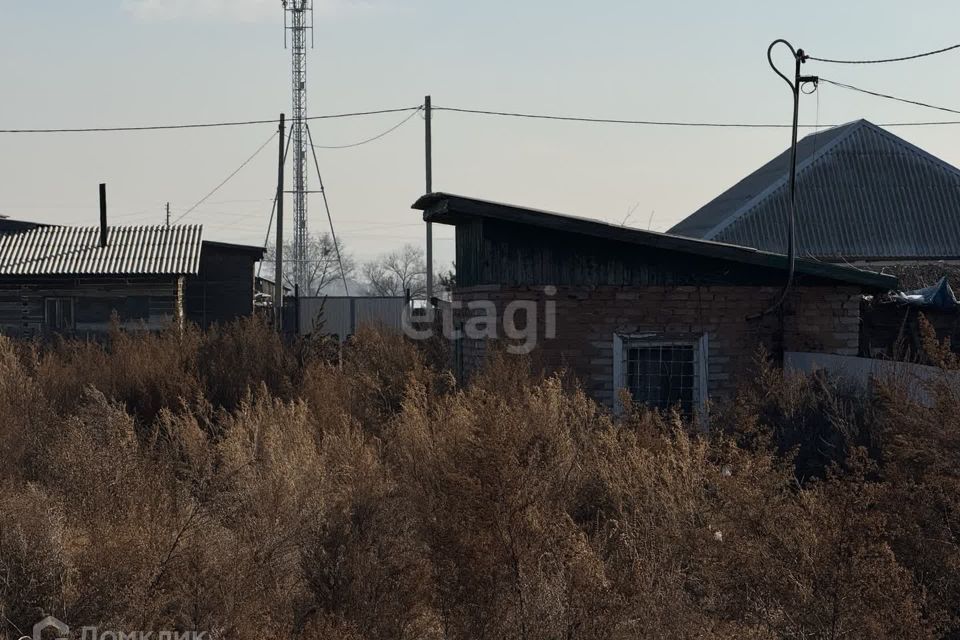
top-left (414, 193), bottom-right (896, 415)
top-left (668, 119), bottom-right (960, 360)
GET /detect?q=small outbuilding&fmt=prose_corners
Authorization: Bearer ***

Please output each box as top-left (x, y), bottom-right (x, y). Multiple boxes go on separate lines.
top-left (0, 222), bottom-right (264, 337)
top-left (414, 193), bottom-right (896, 415)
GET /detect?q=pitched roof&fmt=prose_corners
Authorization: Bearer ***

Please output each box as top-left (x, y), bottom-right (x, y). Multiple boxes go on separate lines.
top-left (414, 193), bottom-right (896, 290)
top-left (0, 225), bottom-right (204, 276)
top-left (668, 119), bottom-right (960, 260)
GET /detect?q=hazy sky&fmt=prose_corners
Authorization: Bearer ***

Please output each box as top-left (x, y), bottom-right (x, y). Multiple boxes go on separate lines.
top-left (2, 0), bottom-right (960, 269)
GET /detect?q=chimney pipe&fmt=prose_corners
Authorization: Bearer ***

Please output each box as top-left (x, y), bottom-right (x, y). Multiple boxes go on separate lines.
top-left (99, 183), bottom-right (108, 248)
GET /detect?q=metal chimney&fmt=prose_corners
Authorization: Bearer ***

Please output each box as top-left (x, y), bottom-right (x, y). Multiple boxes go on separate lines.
top-left (99, 183), bottom-right (108, 248)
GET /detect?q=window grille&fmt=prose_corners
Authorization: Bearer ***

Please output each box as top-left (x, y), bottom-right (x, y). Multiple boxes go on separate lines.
top-left (624, 343), bottom-right (696, 414)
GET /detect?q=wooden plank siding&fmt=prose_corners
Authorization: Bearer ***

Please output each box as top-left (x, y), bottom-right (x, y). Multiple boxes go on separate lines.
top-left (457, 219), bottom-right (871, 289)
top-left (0, 276), bottom-right (182, 338)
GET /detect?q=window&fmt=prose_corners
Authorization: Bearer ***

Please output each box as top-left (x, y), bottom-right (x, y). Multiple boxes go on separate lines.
top-left (626, 343), bottom-right (696, 413)
top-left (614, 334), bottom-right (708, 418)
top-left (44, 298), bottom-right (75, 331)
top-left (123, 296), bottom-right (150, 321)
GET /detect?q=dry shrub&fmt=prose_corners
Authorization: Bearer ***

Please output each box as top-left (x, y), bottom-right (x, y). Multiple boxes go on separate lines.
top-left (196, 316), bottom-right (298, 411)
top-left (717, 348), bottom-right (872, 482)
top-left (0, 484), bottom-right (68, 632)
top-left (338, 325), bottom-right (453, 435)
top-left (28, 326), bottom-right (203, 426)
top-left (0, 324), bottom-right (958, 639)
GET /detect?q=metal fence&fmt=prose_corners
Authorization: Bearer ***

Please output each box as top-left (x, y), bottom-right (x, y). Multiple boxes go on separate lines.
top-left (296, 296), bottom-right (408, 341)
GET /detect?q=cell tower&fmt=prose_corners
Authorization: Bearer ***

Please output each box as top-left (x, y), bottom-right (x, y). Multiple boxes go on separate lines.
top-left (282, 0), bottom-right (313, 291)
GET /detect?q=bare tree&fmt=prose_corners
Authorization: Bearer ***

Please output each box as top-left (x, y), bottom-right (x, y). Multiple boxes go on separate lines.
top-left (265, 232), bottom-right (355, 296)
top-left (361, 244), bottom-right (427, 299)
top-left (434, 263), bottom-right (456, 301)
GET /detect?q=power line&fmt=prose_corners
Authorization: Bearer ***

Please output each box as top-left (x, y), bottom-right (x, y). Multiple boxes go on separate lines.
top-left (433, 105), bottom-right (960, 128)
top-left (172, 132), bottom-right (277, 225)
top-left (310, 107), bottom-right (423, 149)
top-left (434, 106), bottom-right (798, 128)
top-left (5, 102), bottom-right (960, 135)
top-left (808, 43), bottom-right (960, 65)
top-left (0, 106), bottom-right (422, 134)
top-left (821, 78), bottom-right (960, 116)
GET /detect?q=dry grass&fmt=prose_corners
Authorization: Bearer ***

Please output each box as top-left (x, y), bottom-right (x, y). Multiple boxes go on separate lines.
top-left (0, 322), bottom-right (957, 639)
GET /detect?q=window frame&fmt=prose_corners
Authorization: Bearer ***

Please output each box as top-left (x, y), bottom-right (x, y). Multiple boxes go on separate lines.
top-left (613, 332), bottom-right (709, 421)
top-left (44, 297), bottom-right (76, 332)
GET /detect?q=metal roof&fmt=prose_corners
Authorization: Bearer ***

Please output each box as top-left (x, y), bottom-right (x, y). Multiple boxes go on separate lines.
top-left (0, 225), bottom-right (204, 276)
top-left (668, 119), bottom-right (960, 260)
top-left (414, 193), bottom-right (896, 290)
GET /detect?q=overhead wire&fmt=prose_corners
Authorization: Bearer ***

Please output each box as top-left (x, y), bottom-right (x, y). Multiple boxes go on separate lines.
top-left (5, 103), bottom-right (960, 134)
top-left (808, 43), bottom-right (960, 65)
top-left (819, 78), bottom-right (960, 116)
top-left (172, 131), bottom-right (277, 224)
top-left (432, 105), bottom-right (960, 128)
top-left (0, 106), bottom-right (422, 134)
top-left (310, 106), bottom-right (423, 149)
top-left (433, 106), bottom-right (799, 128)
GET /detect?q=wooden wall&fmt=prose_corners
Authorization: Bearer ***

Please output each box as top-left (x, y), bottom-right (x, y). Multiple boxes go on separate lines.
top-left (455, 218), bottom-right (851, 289)
top-left (0, 276), bottom-right (182, 338)
top-left (184, 244), bottom-right (259, 329)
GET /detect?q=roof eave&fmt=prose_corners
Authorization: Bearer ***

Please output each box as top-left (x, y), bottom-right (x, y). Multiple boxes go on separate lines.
top-left (413, 193), bottom-right (896, 292)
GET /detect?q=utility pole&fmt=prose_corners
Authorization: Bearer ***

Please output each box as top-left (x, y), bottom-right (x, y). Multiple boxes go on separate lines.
top-left (165, 202), bottom-right (170, 228)
top-left (275, 113), bottom-right (286, 332)
top-left (425, 95), bottom-right (433, 302)
top-left (752, 40), bottom-right (817, 319)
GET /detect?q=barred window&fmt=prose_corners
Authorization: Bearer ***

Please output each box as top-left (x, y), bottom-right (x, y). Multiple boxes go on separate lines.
top-left (625, 344), bottom-right (695, 414)
top-left (615, 334), bottom-right (707, 418)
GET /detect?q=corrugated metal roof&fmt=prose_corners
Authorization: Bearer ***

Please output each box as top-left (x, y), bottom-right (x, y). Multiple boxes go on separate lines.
top-left (668, 119), bottom-right (960, 260)
top-left (0, 224), bottom-right (203, 275)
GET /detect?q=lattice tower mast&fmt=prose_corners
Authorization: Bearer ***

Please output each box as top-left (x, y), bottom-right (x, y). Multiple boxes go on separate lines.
top-left (283, 0), bottom-right (312, 291)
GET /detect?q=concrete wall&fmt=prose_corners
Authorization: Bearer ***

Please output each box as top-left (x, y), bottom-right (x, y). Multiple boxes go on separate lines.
top-left (453, 284), bottom-right (862, 408)
top-left (785, 351), bottom-right (960, 406)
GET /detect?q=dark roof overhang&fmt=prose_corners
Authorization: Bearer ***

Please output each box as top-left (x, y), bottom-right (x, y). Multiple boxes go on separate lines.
top-left (413, 192), bottom-right (897, 291)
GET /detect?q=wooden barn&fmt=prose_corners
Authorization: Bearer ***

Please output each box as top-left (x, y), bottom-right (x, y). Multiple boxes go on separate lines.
top-left (0, 222), bottom-right (264, 337)
top-left (414, 193), bottom-right (897, 415)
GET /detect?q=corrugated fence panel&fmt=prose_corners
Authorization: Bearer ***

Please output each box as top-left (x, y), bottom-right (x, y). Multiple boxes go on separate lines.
top-left (298, 297), bottom-right (408, 339)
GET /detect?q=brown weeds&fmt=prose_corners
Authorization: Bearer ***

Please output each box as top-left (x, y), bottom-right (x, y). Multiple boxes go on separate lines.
top-left (0, 323), bottom-right (956, 639)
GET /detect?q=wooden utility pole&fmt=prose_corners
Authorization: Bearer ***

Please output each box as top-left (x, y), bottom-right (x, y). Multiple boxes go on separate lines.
top-left (165, 202), bottom-right (170, 228)
top-left (424, 95), bottom-right (434, 302)
top-left (275, 113), bottom-right (286, 332)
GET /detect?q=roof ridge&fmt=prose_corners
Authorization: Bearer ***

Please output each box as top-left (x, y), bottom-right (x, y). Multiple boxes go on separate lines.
top-left (855, 119), bottom-right (960, 180)
top-left (701, 120), bottom-right (867, 239)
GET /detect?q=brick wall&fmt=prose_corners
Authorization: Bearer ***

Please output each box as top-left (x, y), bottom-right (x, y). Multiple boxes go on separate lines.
top-left (452, 284), bottom-right (862, 408)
